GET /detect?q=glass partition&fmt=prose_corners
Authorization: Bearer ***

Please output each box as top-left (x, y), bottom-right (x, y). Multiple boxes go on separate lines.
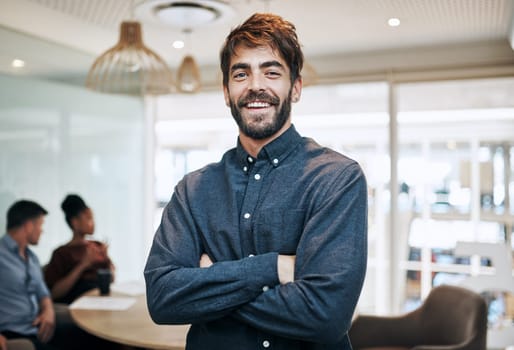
top-left (397, 78), bottom-right (514, 338)
top-left (0, 74), bottom-right (145, 282)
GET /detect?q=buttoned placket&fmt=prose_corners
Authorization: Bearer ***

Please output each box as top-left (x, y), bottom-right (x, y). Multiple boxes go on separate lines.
top-left (239, 156), bottom-right (273, 256)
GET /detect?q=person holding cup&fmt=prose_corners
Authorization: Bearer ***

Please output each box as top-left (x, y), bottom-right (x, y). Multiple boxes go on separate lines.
top-left (44, 194), bottom-right (114, 304)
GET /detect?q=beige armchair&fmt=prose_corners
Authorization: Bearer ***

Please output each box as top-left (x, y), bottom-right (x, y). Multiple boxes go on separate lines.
top-left (349, 285), bottom-right (487, 350)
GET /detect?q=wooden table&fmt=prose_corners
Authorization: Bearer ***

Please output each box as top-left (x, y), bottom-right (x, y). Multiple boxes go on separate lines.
top-left (70, 288), bottom-right (189, 350)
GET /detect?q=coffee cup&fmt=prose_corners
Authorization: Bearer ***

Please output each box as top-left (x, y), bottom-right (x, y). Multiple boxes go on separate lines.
top-left (97, 268), bottom-right (112, 296)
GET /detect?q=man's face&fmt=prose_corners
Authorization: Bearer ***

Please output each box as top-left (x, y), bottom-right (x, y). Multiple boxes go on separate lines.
top-left (27, 216), bottom-right (44, 245)
top-left (223, 45), bottom-right (302, 140)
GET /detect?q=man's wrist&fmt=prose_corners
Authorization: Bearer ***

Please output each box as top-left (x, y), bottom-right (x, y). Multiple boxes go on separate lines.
top-left (277, 254), bottom-right (295, 284)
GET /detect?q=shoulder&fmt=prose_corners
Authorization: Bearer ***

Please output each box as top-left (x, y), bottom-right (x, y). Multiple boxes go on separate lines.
top-left (301, 137), bottom-right (364, 178)
top-left (53, 244), bottom-right (72, 254)
top-left (27, 247), bottom-right (42, 265)
top-left (50, 243), bottom-right (81, 259)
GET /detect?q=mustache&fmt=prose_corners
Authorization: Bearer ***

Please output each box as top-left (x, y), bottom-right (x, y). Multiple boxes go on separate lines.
top-left (237, 91), bottom-right (280, 108)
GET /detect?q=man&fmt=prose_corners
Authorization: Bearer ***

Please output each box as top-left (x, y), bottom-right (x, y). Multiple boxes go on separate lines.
top-left (0, 200), bottom-right (56, 350)
top-left (145, 13), bottom-right (367, 350)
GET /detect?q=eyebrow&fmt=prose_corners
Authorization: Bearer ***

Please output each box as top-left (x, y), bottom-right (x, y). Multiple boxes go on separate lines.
top-left (230, 60), bottom-right (285, 73)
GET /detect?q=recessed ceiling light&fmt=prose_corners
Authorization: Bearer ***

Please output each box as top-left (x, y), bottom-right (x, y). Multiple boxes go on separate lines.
top-left (173, 40), bottom-right (185, 49)
top-left (388, 18), bottom-right (401, 27)
top-left (12, 59), bottom-right (25, 68)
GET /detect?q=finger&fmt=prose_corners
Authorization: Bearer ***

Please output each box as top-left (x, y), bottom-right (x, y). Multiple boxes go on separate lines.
top-left (32, 315), bottom-right (41, 326)
top-left (38, 324), bottom-right (54, 343)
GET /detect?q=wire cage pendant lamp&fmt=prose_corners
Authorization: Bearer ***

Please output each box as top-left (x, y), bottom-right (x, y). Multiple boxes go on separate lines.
top-left (177, 28), bottom-right (201, 93)
top-left (85, 21), bottom-right (174, 96)
top-left (177, 54), bottom-right (201, 93)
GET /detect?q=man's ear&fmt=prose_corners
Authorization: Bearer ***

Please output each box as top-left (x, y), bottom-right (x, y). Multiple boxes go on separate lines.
top-left (223, 86), bottom-right (230, 107)
top-left (23, 219), bottom-right (33, 232)
top-left (291, 77), bottom-right (302, 103)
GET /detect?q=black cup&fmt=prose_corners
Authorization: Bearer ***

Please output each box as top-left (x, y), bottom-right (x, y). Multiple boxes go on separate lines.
top-left (97, 268), bottom-right (112, 296)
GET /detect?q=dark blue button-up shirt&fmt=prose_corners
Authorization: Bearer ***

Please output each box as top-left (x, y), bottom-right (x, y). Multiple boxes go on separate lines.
top-left (0, 234), bottom-right (50, 336)
top-left (145, 125), bottom-right (368, 350)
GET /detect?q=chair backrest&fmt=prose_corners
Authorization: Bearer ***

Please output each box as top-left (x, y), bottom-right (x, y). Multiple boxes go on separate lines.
top-left (419, 284), bottom-right (487, 348)
top-left (7, 339), bottom-right (36, 350)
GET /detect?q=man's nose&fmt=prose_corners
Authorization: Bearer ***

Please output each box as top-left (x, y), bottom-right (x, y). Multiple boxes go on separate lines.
top-left (248, 74), bottom-right (265, 91)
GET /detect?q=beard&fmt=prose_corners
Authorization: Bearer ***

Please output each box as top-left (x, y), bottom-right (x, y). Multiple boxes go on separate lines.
top-left (229, 89), bottom-right (292, 140)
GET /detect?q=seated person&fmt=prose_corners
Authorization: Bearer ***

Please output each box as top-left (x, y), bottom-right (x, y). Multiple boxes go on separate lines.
top-left (0, 200), bottom-right (57, 350)
top-left (44, 194), bottom-right (114, 304)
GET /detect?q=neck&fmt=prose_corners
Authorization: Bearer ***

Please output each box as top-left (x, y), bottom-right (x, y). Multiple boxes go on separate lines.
top-left (71, 233), bottom-right (87, 243)
top-left (239, 135), bottom-right (271, 158)
top-left (7, 229), bottom-right (28, 258)
top-left (239, 121), bottom-right (291, 158)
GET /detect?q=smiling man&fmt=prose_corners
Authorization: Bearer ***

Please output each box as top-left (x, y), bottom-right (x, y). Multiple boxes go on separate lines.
top-left (145, 13), bottom-right (368, 350)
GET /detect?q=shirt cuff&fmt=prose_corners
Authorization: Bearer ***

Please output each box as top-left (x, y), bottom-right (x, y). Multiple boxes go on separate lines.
top-left (241, 252), bottom-right (279, 293)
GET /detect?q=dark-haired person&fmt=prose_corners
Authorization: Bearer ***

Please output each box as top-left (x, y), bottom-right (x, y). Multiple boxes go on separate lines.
top-left (44, 194), bottom-right (114, 304)
top-left (144, 13), bottom-right (368, 350)
top-left (0, 200), bottom-right (57, 350)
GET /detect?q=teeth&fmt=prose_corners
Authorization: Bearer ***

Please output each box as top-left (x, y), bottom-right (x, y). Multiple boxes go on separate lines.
top-left (247, 101), bottom-right (270, 108)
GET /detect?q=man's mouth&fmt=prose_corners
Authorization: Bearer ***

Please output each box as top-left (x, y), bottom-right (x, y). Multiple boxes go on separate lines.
top-left (238, 91), bottom-right (279, 109)
top-left (246, 101), bottom-right (272, 108)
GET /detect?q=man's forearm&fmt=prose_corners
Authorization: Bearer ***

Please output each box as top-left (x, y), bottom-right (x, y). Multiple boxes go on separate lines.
top-left (277, 255), bottom-right (295, 284)
top-left (200, 254), bottom-right (295, 284)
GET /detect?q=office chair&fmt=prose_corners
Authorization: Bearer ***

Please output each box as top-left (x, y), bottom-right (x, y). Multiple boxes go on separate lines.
top-left (6, 339), bottom-right (35, 350)
top-left (349, 284), bottom-right (487, 350)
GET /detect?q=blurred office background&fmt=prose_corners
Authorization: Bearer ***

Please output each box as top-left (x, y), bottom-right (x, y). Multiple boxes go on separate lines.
top-left (1, 0), bottom-right (514, 345)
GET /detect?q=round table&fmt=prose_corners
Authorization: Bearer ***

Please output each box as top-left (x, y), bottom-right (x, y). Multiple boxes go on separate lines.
top-left (70, 288), bottom-right (189, 350)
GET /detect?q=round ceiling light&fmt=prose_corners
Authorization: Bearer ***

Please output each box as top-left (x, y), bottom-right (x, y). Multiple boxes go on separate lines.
top-left (135, 0), bottom-right (235, 29)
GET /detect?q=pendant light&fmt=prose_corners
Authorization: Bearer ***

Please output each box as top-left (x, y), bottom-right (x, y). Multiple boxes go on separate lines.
top-left (177, 29), bottom-right (201, 93)
top-left (133, 1), bottom-right (236, 93)
top-left (85, 4), bottom-right (174, 95)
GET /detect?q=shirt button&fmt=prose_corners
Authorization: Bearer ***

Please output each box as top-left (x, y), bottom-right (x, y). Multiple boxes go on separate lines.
top-left (273, 158), bottom-right (279, 165)
top-left (248, 157), bottom-right (254, 163)
top-left (263, 340), bottom-right (270, 348)
top-left (243, 166), bottom-right (248, 172)
top-left (262, 285), bottom-right (269, 292)
top-left (248, 254), bottom-right (255, 257)
top-left (254, 174), bottom-right (261, 180)
top-left (244, 213), bottom-right (251, 219)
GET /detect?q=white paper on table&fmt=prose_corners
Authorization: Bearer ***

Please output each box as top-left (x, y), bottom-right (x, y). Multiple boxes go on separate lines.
top-left (110, 281), bottom-right (145, 296)
top-left (70, 296), bottom-right (136, 310)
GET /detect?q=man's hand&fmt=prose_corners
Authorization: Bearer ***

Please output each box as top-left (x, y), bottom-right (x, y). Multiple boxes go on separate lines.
top-left (0, 334), bottom-right (7, 350)
top-left (200, 254), bottom-right (213, 268)
top-left (33, 297), bottom-right (55, 343)
top-left (278, 255), bottom-right (296, 284)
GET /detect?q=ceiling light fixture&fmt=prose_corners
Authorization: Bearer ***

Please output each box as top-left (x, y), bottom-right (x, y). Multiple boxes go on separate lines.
top-left (135, 0), bottom-right (235, 29)
top-left (173, 40), bottom-right (185, 49)
top-left (388, 17), bottom-right (401, 27)
top-left (177, 54), bottom-right (202, 93)
top-left (86, 1), bottom-right (174, 96)
top-left (11, 59), bottom-right (25, 68)
top-left (136, 1), bottom-right (235, 94)
top-left (177, 28), bottom-right (201, 93)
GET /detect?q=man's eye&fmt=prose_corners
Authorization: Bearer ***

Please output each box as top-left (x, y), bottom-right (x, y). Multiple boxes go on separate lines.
top-left (266, 71), bottom-right (281, 78)
top-left (233, 72), bottom-right (247, 80)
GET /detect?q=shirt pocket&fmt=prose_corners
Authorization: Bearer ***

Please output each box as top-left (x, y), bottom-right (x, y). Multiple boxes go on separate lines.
top-left (255, 208), bottom-right (306, 254)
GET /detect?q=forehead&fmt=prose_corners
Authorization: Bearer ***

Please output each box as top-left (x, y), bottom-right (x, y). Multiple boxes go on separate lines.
top-left (230, 45), bottom-right (288, 70)
top-left (80, 208), bottom-right (93, 218)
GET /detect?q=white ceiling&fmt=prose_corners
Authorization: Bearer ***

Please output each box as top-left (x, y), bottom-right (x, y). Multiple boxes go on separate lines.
top-left (1, 0), bottom-right (513, 88)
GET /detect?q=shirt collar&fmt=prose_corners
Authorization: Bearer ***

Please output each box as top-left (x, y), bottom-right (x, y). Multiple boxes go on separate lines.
top-left (1, 234), bottom-right (20, 254)
top-left (236, 124), bottom-right (302, 169)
